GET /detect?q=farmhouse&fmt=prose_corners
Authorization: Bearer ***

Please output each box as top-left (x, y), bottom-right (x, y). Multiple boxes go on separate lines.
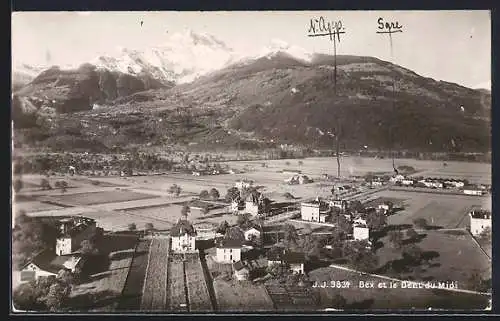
top-left (56, 217), bottom-right (97, 256)
top-left (19, 249), bottom-right (83, 283)
top-left (233, 261), bottom-right (250, 281)
top-left (469, 209), bottom-right (491, 236)
top-left (171, 219), bottom-right (197, 253)
top-left (301, 199), bottom-right (330, 223)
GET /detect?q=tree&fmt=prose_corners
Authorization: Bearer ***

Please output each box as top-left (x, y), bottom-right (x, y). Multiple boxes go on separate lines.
top-left (283, 224), bottom-right (299, 249)
top-left (366, 211), bottom-right (387, 232)
top-left (298, 160), bottom-right (304, 166)
top-left (55, 181), bottom-right (68, 193)
top-left (237, 213), bottom-right (252, 227)
top-left (209, 188), bottom-right (220, 200)
top-left (43, 281), bottom-right (70, 312)
top-left (144, 223), bottom-right (154, 232)
top-left (14, 179), bottom-right (23, 193)
top-left (201, 205), bottom-right (210, 215)
top-left (261, 197), bottom-right (272, 215)
top-left (402, 244), bottom-right (423, 263)
top-left (348, 200), bottom-right (364, 213)
top-left (127, 223), bottom-right (137, 231)
top-left (413, 218), bottom-right (428, 229)
top-left (181, 205), bottom-right (190, 217)
top-left (40, 178), bottom-right (52, 190)
top-left (80, 239), bottom-right (98, 256)
top-left (388, 230), bottom-right (404, 249)
top-left (406, 228), bottom-right (419, 240)
top-left (169, 184), bottom-right (181, 197)
top-left (199, 190), bottom-right (209, 200)
top-left (344, 241), bottom-right (379, 272)
top-left (225, 187), bottom-right (240, 202)
top-left (56, 269), bottom-right (75, 285)
top-left (216, 221), bottom-right (229, 234)
top-left (285, 161), bottom-right (291, 166)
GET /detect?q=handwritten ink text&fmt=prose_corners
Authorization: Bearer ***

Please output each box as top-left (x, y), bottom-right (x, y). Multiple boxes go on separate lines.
top-left (376, 17), bottom-right (403, 34)
top-left (307, 16), bottom-right (346, 42)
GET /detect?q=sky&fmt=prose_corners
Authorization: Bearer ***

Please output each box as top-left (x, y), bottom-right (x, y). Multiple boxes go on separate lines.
top-left (12, 10), bottom-right (491, 89)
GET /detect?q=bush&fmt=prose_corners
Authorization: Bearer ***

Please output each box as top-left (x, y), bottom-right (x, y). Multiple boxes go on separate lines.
top-left (127, 223), bottom-right (137, 231)
top-left (199, 190), bottom-right (209, 200)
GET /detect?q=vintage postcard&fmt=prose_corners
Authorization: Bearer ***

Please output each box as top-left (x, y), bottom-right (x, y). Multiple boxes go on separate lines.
top-left (11, 10), bottom-right (491, 313)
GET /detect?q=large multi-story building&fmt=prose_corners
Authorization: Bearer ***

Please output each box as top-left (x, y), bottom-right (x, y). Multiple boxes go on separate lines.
top-left (170, 219), bottom-right (197, 253)
top-left (301, 199), bottom-right (330, 223)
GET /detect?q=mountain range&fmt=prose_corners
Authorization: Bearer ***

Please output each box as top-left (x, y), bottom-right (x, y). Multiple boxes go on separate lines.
top-left (11, 31), bottom-right (491, 153)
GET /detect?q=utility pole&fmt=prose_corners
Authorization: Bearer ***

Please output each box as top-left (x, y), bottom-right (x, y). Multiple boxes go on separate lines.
top-left (376, 18), bottom-right (403, 173)
top-left (307, 16), bottom-right (346, 179)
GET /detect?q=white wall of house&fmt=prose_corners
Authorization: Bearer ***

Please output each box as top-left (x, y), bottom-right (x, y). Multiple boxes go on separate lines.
top-left (171, 234), bottom-right (196, 253)
top-left (290, 263), bottom-right (304, 274)
top-left (470, 216), bottom-right (491, 236)
top-left (216, 247), bottom-right (241, 263)
top-left (245, 202), bottom-right (259, 216)
top-left (464, 189), bottom-right (483, 196)
top-left (301, 203), bottom-right (320, 222)
top-left (353, 226), bottom-right (370, 241)
top-left (56, 237), bottom-right (73, 256)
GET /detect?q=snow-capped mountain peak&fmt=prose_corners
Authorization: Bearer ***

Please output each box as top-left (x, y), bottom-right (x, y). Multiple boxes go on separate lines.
top-left (91, 30), bottom-right (238, 84)
top-left (257, 38), bottom-right (313, 63)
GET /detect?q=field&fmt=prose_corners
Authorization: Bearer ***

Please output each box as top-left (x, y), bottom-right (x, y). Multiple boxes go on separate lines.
top-left (375, 229), bottom-right (491, 286)
top-left (140, 237), bottom-right (170, 311)
top-left (13, 200), bottom-right (64, 213)
top-left (363, 189), bottom-right (489, 229)
top-left (168, 258), bottom-right (188, 312)
top-left (184, 255), bottom-right (213, 312)
top-left (265, 282), bottom-right (319, 311)
top-left (309, 267), bottom-right (490, 310)
top-left (45, 190), bottom-right (159, 206)
top-left (116, 239), bottom-right (151, 311)
top-left (69, 234), bottom-right (138, 311)
top-left (213, 278), bottom-right (275, 312)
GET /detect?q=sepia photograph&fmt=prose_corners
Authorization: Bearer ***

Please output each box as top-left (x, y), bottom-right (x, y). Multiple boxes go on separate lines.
top-left (11, 10), bottom-right (492, 313)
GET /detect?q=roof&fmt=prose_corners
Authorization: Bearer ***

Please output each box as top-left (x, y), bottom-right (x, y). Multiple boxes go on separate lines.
top-left (283, 251), bottom-right (306, 264)
top-left (233, 261), bottom-right (248, 271)
top-left (218, 238), bottom-right (244, 248)
top-left (470, 210), bottom-right (491, 219)
top-left (22, 250), bottom-right (80, 274)
top-left (241, 221), bottom-right (263, 232)
top-left (170, 219), bottom-right (196, 237)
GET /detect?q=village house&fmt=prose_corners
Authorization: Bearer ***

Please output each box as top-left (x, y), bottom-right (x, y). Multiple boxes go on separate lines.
top-left (301, 199), bottom-right (330, 223)
top-left (401, 179), bottom-right (414, 186)
top-left (244, 193), bottom-right (263, 216)
top-left (419, 179), bottom-right (443, 189)
top-left (445, 180), bottom-right (465, 189)
top-left (353, 218), bottom-right (370, 241)
top-left (230, 196), bottom-right (245, 213)
top-left (329, 199), bottom-right (348, 212)
top-left (469, 209), bottom-right (491, 236)
top-left (19, 249), bottom-right (83, 284)
top-left (216, 238), bottom-right (243, 263)
top-left (241, 223), bottom-right (263, 245)
top-left (389, 174), bottom-right (406, 183)
top-left (463, 187), bottom-right (484, 196)
top-left (370, 180), bottom-right (383, 187)
top-left (233, 261), bottom-right (250, 281)
top-left (267, 250), bottom-right (305, 274)
top-left (235, 179), bottom-right (254, 190)
top-left (170, 218), bottom-right (197, 253)
top-left (56, 217), bottom-right (97, 256)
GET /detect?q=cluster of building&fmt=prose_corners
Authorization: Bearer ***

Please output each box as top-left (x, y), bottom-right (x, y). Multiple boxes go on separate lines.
top-left (387, 175), bottom-right (489, 195)
top-left (19, 216), bottom-right (98, 283)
